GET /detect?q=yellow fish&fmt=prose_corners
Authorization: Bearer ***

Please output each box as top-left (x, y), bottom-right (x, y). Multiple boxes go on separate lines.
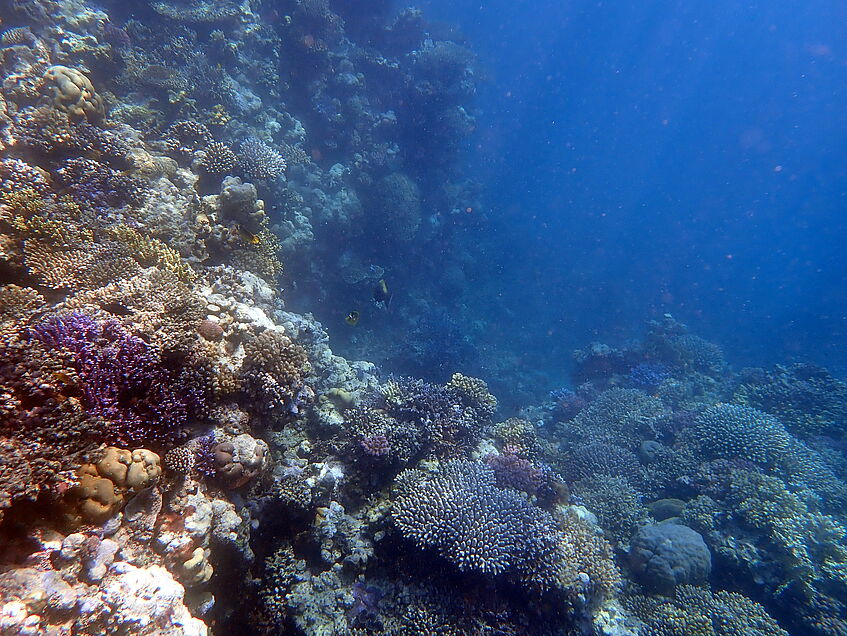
top-left (236, 224), bottom-right (261, 245)
top-left (345, 311), bottom-right (360, 326)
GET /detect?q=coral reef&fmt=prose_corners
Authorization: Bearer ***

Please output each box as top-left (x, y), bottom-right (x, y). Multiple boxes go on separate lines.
top-left (0, 1), bottom-right (841, 634)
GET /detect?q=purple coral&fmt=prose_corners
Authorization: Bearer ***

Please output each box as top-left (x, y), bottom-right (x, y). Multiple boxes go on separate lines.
top-left (549, 388), bottom-right (586, 421)
top-left (29, 313), bottom-right (206, 448)
top-left (485, 452), bottom-right (545, 494)
top-left (193, 433), bottom-right (218, 477)
top-left (360, 434), bottom-right (391, 457)
top-left (628, 362), bottom-right (670, 391)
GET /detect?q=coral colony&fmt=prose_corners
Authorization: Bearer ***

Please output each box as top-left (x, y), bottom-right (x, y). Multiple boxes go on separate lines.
top-left (0, 2), bottom-right (844, 635)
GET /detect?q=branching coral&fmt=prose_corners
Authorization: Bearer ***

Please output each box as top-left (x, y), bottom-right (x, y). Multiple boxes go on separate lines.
top-left (391, 459), bottom-right (566, 590)
top-left (733, 363), bottom-right (847, 439)
top-left (107, 225), bottom-right (195, 282)
top-left (562, 387), bottom-right (669, 451)
top-left (54, 157), bottom-right (146, 209)
top-left (571, 474), bottom-right (644, 545)
top-left (28, 312), bottom-right (209, 448)
top-left (200, 141), bottom-right (237, 174)
top-left (345, 377), bottom-right (489, 469)
top-left (625, 584), bottom-right (789, 636)
top-left (725, 469), bottom-right (847, 601)
top-left (240, 329), bottom-right (311, 417)
top-left (687, 403), bottom-right (792, 466)
top-left (163, 119), bottom-right (213, 158)
top-left (237, 138), bottom-right (287, 180)
top-left (445, 372), bottom-right (497, 418)
top-left (491, 416), bottom-right (542, 458)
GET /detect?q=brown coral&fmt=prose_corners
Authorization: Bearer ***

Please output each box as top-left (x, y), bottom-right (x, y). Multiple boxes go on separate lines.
top-left (42, 66), bottom-right (104, 121)
top-left (63, 447), bottom-right (162, 525)
top-left (446, 372), bottom-right (498, 418)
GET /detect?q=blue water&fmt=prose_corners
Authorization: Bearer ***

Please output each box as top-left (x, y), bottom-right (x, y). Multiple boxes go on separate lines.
top-left (418, 0), bottom-right (847, 378)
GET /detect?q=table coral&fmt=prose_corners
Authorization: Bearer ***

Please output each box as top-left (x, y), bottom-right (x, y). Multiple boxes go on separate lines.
top-left (392, 459), bottom-right (566, 591)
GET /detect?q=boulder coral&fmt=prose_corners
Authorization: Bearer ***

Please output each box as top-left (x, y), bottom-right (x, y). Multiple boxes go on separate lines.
top-left (41, 65), bottom-right (104, 121)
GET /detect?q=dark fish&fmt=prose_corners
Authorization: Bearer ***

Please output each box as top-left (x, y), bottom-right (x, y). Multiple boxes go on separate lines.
top-left (99, 301), bottom-right (133, 315)
top-left (236, 224), bottom-right (261, 245)
top-left (345, 310), bottom-right (360, 326)
top-left (373, 279), bottom-right (391, 305)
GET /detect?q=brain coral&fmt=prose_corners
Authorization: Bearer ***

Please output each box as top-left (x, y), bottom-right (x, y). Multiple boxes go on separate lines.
top-left (42, 66), bottom-right (104, 121)
top-left (391, 459), bottom-right (565, 591)
top-left (689, 403), bottom-right (792, 465)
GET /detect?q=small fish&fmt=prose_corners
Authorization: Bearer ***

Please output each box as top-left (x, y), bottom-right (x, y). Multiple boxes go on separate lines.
top-left (236, 224), bottom-right (261, 245)
top-left (99, 301), bottom-right (132, 315)
top-left (373, 279), bottom-right (391, 305)
top-left (52, 371), bottom-right (74, 386)
top-left (345, 310), bottom-right (360, 326)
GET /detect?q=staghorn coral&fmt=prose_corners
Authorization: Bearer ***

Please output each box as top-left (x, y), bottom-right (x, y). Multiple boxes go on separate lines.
top-left (556, 506), bottom-right (622, 602)
top-left (0, 285), bottom-right (45, 322)
top-left (61, 268), bottom-right (206, 350)
top-left (0, 327), bottom-right (104, 516)
top-left (230, 228), bottom-right (284, 282)
top-left (392, 459), bottom-right (566, 592)
top-left (28, 312), bottom-right (209, 448)
top-left (566, 441), bottom-right (642, 482)
top-left (646, 329), bottom-right (725, 376)
top-left (629, 362), bottom-right (671, 391)
top-left (725, 469), bottom-right (847, 601)
top-left (484, 450), bottom-right (546, 495)
top-left (150, 0), bottom-right (242, 22)
top-left (561, 387), bottom-right (669, 451)
top-left (107, 224), bottom-right (196, 282)
top-left (54, 157), bottom-right (146, 209)
top-left (491, 416), bottom-right (542, 458)
top-left (0, 158), bottom-right (51, 196)
top-left (12, 106), bottom-right (131, 162)
top-left (572, 474), bottom-right (644, 545)
top-left (346, 377), bottom-right (488, 470)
